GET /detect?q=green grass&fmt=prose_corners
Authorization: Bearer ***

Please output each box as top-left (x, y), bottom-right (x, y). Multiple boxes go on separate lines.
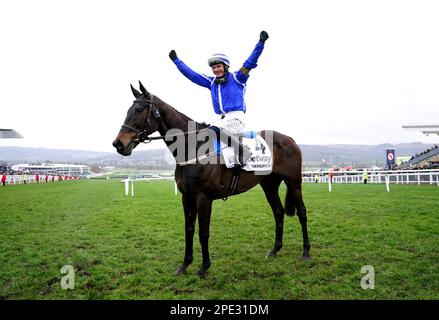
top-left (0, 180), bottom-right (438, 299)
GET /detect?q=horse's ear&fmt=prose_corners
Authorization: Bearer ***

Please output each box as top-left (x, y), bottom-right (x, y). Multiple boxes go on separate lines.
top-left (130, 84), bottom-right (142, 98)
top-left (138, 80), bottom-right (149, 96)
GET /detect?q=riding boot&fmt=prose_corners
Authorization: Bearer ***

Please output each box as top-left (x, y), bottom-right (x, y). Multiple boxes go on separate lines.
top-left (219, 130), bottom-right (252, 166)
top-left (235, 136), bottom-right (252, 165)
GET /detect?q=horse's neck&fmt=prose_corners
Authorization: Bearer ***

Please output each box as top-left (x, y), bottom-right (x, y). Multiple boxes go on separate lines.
top-left (157, 102), bottom-right (193, 135)
top-left (156, 100), bottom-right (199, 151)
top-left (155, 99), bottom-right (211, 163)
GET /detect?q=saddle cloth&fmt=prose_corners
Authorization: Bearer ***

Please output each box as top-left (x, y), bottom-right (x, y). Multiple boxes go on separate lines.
top-left (215, 131), bottom-right (273, 172)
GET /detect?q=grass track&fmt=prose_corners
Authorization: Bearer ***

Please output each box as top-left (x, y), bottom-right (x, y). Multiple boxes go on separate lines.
top-left (0, 180), bottom-right (438, 299)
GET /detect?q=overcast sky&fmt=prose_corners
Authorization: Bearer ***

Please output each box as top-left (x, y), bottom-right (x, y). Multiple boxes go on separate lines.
top-left (1, 0), bottom-right (438, 152)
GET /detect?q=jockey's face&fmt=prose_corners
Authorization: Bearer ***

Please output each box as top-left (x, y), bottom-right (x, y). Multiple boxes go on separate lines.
top-left (211, 63), bottom-right (225, 78)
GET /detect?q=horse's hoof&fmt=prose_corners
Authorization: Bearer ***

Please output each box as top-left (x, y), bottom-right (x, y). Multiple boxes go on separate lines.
top-left (266, 250), bottom-right (277, 258)
top-left (196, 266), bottom-right (210, 278)
top-left (196, 269), bottom-right (207, 278)
top-left (175, 266), bottom-right (187, 275)
top-left (302, 254), bottom-right (311, 261)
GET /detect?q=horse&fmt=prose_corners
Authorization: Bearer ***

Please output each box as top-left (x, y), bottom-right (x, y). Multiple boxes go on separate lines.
top-left (113, 81), bottom-right (310, 277)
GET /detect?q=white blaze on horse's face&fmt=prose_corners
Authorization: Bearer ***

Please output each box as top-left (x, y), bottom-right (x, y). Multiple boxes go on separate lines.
top-left (211, 63), bottom-right (225, 77)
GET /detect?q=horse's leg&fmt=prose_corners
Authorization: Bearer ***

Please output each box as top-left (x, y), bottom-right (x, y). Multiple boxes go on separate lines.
top-left (260, 175), bottom-right (284, 257)
top-left (176, 194), bottom-right (197, 275)
top-left (285, 180), bottom-right (310, 259)
top-left (195, 193), bottom-right (213, 277)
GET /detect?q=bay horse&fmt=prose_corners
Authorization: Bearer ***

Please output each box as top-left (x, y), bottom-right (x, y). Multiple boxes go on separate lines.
top-left (113, 81), bottom-right (310, 277)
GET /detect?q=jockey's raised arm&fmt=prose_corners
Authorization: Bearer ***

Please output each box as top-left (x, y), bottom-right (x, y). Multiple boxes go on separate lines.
top-left (237, 31), bottom-right (270, 82)
top-left (169, 50), bottom-right (212, 89)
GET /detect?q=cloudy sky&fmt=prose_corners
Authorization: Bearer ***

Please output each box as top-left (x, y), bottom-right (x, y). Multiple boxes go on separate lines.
top-left (1, 0), bottom-right (438, 152)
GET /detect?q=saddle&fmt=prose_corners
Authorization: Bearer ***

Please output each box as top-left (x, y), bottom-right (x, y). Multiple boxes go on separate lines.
top-left (214, 132), bottom-right (272, 171)
top-left (218, 131), bottom-right (272, 201)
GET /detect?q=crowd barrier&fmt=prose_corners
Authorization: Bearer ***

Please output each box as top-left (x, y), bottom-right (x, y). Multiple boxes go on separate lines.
top-left (2, 175), bottom-right (80, 185)
top-left (303, 169), bottom-right (439, 186)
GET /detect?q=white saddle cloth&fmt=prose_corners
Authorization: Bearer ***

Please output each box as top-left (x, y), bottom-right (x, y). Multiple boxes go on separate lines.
top-left (221, 134), bottom-right (273, 173)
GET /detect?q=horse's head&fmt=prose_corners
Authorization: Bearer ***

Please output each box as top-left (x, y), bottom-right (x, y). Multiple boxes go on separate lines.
top-left (112, 81), bottom-right (162, 156)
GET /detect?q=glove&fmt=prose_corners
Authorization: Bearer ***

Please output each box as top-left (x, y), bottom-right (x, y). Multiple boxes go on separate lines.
top-left (259, 31), bottom-right (269, 43)
top-left (169, 50), bottom-right (178, 61)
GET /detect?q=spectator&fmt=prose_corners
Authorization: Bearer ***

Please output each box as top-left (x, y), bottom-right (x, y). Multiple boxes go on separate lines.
top-left (35, 174), bottom-right (40, 183)
top-left (314, 174), bottom-right (320, 183)
top-left (1, 173), bottom-right (6, 186)
top-left (51, 175), bottom-right (55, 183)
top-left (23, 174), bottom-right (28, 185)
top-left (45, 174), bottom-right (48, 183)
top-left (362, 170), bottom-right (369, 184)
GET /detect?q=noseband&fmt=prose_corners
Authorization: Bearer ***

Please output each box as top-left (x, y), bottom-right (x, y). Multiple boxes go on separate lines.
top-left (121, 95), bottom-right (166, 143)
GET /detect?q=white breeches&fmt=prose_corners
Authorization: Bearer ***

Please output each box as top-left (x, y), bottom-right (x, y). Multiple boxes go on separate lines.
top-left (212, 111), bottom-right (246, 135)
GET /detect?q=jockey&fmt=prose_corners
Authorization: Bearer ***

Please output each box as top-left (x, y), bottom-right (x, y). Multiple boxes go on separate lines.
top-left (169, 31), bottom-right (269, 165)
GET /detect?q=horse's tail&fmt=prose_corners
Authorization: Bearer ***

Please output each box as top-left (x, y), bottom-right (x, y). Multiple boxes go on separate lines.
top-left (269, 130), bottom-right (302, 217)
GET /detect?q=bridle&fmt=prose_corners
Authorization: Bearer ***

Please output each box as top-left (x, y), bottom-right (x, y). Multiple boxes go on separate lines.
top-left (119, 94), bottom-right (224, 166)
top-left (121, 95), bottom-right (168, 143)
top-left (121, 95), bottom-right (209, 144)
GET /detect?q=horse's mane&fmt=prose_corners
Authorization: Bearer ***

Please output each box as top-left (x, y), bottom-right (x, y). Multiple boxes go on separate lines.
top-left (160, 100), bottom-right (210, 129)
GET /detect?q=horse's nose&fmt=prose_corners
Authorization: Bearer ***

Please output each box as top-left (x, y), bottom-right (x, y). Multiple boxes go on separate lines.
top-left (112, 139), bottom-right (124, 152)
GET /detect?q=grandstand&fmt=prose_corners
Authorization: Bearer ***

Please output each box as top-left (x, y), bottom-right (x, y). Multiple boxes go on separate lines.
top-left (11, 163), bottom-right (91, 176)
top-left (0, 128), bottom-right (23, 139)
top-left (398, 145), bottom-right (439, 169)
top-left (402, 124), bottom-right (439, 136)
top-left (400, 124), bottom-right (439, 169)
top-left (0, 161), bottom-right (8, 173)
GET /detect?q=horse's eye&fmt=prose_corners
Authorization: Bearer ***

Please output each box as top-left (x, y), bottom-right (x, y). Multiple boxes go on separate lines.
top-left (135, 106), bottom-right (143, 113)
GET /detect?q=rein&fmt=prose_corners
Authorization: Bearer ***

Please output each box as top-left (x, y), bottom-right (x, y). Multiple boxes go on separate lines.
top-left (121, 95), bottom-right (206, 144)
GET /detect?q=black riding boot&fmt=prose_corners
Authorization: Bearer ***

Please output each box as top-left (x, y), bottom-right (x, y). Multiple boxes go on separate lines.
top-left (219, 130), bottom-right (252, 166)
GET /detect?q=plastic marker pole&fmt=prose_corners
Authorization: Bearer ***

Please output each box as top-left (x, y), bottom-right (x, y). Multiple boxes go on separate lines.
top-left (174, 181), bottom-right (178, 195)
top-left (328, 173), bottom-right (332, 192)
top-left (385, 174), bottom-right (390, 192)
top-left (124, 179), bottom-right (129, 196)
top-left (131, 180), bottom-right (134, 197)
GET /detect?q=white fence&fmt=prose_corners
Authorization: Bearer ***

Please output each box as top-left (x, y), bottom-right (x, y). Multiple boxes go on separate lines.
top-left (303, 169), bottom-right (439, 186)
top-left (121, 176), bottom-right (177, 197)
top-left (3, 175), bottom-right (78, 185)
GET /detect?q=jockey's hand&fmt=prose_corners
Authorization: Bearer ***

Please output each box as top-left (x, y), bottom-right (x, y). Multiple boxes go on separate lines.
top-left (169, 50), bottom-right (178, 61)
top-left (259, 31), bottom-right (269, 43)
